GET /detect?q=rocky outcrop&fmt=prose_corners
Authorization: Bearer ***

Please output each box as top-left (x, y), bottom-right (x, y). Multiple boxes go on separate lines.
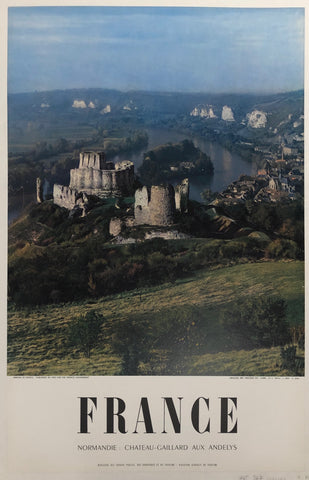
top-left (190, 107), bottom-right (200, 117)
top-left (109, 217), bottom-right (135, 236)
top-left (190, 105), bottom-right (216, 118)
top-left (72, 100), bottom-right (96, 109)
top-left (100, 104), bottom-right (111, 114)
top-left (72, 100), bottom-right (87, 109)
top-left (293, 117), bottom-right (303, 128)
top-left (110, 229), bottom-right (191, 245)
top-left (144, 230), bottom-right (190, 240)
top-left (221, 106), bottom-right (235, 122)
top-left (246, 110), bottom-right (267, 128)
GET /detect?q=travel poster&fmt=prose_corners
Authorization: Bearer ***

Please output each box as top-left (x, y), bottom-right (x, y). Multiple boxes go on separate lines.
top-left (1, 1), bottom-right (308, 478)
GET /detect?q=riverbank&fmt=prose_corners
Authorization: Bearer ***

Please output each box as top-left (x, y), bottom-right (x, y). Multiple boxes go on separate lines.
top-left (8, 127), bottom-right (257, 222)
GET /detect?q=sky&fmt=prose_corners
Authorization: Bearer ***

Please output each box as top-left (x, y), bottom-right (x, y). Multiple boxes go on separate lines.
top-left (8, 6), bottom-right (304, 94)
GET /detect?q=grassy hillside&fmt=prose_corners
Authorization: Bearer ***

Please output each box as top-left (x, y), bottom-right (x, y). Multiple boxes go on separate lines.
top-left (7, 260), bottom-right (304, 376)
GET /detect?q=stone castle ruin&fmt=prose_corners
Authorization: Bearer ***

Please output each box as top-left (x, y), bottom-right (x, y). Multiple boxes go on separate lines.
top-left (134, 179), bottom-right (189, 226)
top-left (53, 149), bottom-right (190, 230)
top-left (53, 150), bottom-right (134, 211)
top-left (109, 180), bottom-right (189, 236)
top-left (70, 151), bottom-right (134, 197)
top-left (175, 178), bottom-right (189, 214)
top-left (134, 184), bottom-right (176, 226)
top-left (53, 185), bottom-right (90, 212)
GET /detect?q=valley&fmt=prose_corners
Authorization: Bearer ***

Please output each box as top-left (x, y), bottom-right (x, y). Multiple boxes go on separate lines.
top-left (7, 87), bottom-right (304, 377)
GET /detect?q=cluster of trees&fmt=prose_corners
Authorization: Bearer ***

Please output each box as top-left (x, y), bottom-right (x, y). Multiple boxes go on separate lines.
top-left (8, 137), bottom-right (90, 195)
top-left (280, 345), bottom-right (304, 375)
top-left (8, 194), bottom-right (304, 307)
top-left (6, 210), bottom-right (273, 307)
top-left (218, 198), bottom-right (304, 256)
top-left (7, 234), bottom-right (248, 306)
top-left (219, 296), bottom-right (291, 350)
top-left (138, 139), bottom-right (213, 185)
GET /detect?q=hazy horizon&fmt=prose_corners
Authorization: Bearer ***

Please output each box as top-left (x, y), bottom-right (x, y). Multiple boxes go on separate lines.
top-left (8, 86), bottom-right (304, 97)
top-left (8, 7), bottom-right (304, 95)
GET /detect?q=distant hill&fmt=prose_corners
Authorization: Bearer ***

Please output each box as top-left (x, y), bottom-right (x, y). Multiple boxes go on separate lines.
top-left (8, 87), bottom-right (304, 118)
top-left (8, 88), bottom-right (304, 156)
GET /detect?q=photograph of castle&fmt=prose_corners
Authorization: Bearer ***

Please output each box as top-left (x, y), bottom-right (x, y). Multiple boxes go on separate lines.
top-left (7, 6), bottom-right (304, 376)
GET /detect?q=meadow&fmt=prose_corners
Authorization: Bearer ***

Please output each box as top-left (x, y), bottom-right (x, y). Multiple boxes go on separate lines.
top-left (7, 260), bottom-right (304, 376)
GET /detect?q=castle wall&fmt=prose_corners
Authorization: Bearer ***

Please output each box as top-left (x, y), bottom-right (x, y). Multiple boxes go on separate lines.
top-left (109, 218), bottom-right (123, 237)
top-left (109, 217), bottom-right (135, 236)
top-left (53, 184), bottom-right (81, 210)
top-left (134, 186), bottom-right (151, 224)
top-left (36, 177), bottom-right (43, 203)
top-left (175, 178), bottom-right (189, 213)
top-left (93, 169), bottom-right (102, 189)
top-left (115, 164), bottom-right (135, 193)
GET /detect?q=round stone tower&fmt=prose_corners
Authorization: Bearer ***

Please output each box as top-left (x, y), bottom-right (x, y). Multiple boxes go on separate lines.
top-left (149, 185), bottom-right (175, 226)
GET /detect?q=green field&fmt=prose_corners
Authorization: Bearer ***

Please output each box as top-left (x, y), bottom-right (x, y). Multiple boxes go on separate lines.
top-left (7, 260), bottom-right (304, 376)
top-left (8, 123), bottom-right (97, 154)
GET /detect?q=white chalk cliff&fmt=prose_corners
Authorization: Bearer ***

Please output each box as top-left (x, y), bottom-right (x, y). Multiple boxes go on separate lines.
top-left (246, 110), bottom-right (267, 128)
top-left (190, 105), bottom-right (217, 119)
top-left (72, 100), bottom-right (87, 109)
top-left (100, 104), bottom-right (111, 114)
top-left (221, 105), bottom-right (235, 122)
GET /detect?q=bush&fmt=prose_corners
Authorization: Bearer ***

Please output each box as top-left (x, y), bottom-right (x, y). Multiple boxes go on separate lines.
top-left (107, 316), bottom-right (152, 375)
top-left (265, 238), bottom-right (299, 259)
top-left (280, 346), bottom-right (304, 375)
top-left (155, 305), bottom-right (208, 353)
top-left (280, 345), bottom-right (297, 370)
top-left (220, 296), bottom-right (291, 349)
top-left (67, 310), bottom-right (104, 357)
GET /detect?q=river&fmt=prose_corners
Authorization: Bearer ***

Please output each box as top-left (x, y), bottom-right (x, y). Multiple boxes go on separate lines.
top-left (111, 128), bottom-right (256, 201)
top-left (8, 127), bottom-right (256, 223)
